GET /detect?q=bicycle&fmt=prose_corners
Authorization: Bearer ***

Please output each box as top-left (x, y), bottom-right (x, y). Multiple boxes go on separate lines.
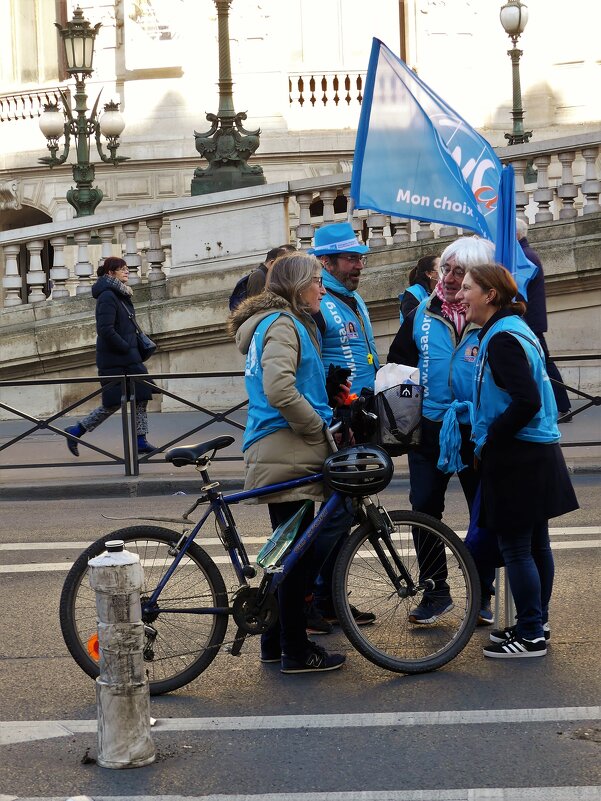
top-left (60, 434), bottom-right (480, 695)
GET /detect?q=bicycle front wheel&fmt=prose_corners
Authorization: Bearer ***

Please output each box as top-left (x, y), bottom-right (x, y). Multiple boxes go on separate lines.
top-left (59, 526), bottom-right (229, 695)
top-left (333, 510), bottom-right (480, 674)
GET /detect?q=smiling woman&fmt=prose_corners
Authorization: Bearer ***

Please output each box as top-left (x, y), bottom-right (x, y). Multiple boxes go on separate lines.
top-left (460, 262), bottom-right (578, 660)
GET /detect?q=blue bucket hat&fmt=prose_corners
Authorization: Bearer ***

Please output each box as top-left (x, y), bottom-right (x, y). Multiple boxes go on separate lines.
top-left (307, 222), bottom-right (369, 256)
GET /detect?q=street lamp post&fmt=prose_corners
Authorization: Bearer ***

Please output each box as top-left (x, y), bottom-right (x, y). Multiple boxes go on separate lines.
top-left (191, 0), bottom-right (265, 196)
top-left (500, 0), bottom-right (532, 145)
top-left (38, 6), bottom-right (128, 217)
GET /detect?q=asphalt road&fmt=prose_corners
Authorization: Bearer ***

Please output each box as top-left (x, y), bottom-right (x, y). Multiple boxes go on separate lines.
top-left (0, 477), bottom-right (600, 801)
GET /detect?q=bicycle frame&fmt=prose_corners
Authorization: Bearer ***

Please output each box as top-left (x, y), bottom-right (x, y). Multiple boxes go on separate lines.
top-left (142, 469), bottom-right (347, 615)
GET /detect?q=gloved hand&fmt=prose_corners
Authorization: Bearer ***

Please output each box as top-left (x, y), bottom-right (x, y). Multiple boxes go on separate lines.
top-left (326, 364), bottom-right (352, 408)
top-left (350, 393), bottom-right (378, 442)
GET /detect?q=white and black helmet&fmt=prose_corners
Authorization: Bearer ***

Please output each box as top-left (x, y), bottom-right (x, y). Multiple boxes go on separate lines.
top-left (322, 444), bottom-right (394, 496)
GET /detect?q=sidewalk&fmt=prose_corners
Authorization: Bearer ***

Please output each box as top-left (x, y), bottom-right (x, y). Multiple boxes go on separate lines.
top-left (0, 402), bottom-right (599, 500)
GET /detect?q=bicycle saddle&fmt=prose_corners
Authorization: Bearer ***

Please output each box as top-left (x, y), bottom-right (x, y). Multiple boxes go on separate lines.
top-left (165, 436), bottom-right (235, 467)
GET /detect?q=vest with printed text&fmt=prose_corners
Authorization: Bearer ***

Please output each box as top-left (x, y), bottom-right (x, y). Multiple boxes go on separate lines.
top-left (319, 274), bottom-right (379, 393)
top-left (243, 312), bottom-right (332, 452)
top-left (412, 300), bottom-right (481, 424)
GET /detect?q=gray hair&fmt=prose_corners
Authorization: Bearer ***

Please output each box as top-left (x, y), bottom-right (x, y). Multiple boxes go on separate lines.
top-left (516, 217), bottom-right (528, 239)
top-left (439, 236), bottom-right (495, 272)
top-left (267, 252), bottom-right (320, 315)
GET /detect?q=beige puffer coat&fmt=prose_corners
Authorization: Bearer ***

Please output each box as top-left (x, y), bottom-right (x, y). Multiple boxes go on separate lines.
top-left (229, 292), bottom-right (331, 503)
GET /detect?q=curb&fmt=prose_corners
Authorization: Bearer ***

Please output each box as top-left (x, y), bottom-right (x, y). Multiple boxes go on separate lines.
top-left (1, 462), bottom-right (599, 501)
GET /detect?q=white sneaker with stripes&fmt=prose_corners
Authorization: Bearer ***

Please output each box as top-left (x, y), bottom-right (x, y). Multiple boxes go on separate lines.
top-left (483, 634), bottom-right (547, 659)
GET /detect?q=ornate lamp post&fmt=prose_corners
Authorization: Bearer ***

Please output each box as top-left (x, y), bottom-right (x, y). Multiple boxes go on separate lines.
top-left (500, 0), bottom-right (532, 145)
top-left (38, 6), bottom-right (128, 217)
top-left (191, 0), bottom-right (265, 195)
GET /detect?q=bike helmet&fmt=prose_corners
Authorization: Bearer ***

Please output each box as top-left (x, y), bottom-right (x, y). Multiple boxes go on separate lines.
top-left (322, 444), bottom-right (394, 496)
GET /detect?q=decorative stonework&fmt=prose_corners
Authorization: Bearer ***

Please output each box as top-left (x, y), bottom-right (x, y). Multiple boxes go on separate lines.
top-left (0, 180), bottom-right (20, 210)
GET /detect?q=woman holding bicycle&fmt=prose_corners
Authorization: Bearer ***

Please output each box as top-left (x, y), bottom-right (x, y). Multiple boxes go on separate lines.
top-left (457, 263), bottom-right (578, 659)
top-left (229, 252), bottom-right (346, 674)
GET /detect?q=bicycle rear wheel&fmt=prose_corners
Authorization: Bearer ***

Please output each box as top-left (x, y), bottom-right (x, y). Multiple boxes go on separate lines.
top-left (333, 510), bottom-right (479, 674)
top-left (59, 526), bottom-right (229, 695)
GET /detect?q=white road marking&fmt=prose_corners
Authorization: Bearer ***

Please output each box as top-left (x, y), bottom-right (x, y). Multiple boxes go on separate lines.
top-left (2, 540), bottom-right (601, 574)
top-left (1, 705), bottom-right (599, 745)
top-left (1, 526), bottom-right (598, 552)
top-left (1, 788), bottom-right (601, 801)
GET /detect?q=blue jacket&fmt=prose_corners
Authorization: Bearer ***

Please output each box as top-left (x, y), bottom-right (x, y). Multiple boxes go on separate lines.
top-left (399, 283), bottom-right (429, 325)
top-left (242, 312), bottom-right (332, 452)
top-left (412, 299), bottom-right (480, 424)
top-left (473, 314), bottom-right (560, 457)
top-left (318, 271), bottom-right (379, 393)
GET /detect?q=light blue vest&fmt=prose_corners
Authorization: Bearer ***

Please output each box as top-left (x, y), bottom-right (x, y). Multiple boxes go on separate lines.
top-left (399, 283), bottom-right (429, 325)
top-left (412, 300), bottom-right (481, 424)
top-left (319, 272), bottom-right (379, 393)
top-left (472, 315), bottom-right (560, 457)
top-left (242, 312), bottom-right (332, 452)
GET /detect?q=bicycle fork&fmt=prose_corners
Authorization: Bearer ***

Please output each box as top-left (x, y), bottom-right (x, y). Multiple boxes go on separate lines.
top-left (361, 498), bottom-right (422, 599)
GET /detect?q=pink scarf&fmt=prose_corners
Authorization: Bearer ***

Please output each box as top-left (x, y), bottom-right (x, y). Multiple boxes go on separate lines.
top-left (435, 281), bottom-right (467, 336)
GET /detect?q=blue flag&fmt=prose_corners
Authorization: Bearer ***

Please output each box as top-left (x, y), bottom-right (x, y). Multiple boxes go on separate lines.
top-left (351, 39), bottom-right (537, 296)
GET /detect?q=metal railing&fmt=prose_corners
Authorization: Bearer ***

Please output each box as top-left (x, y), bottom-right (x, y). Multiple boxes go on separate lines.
top-left (0, 364), bottom-right (598, 477)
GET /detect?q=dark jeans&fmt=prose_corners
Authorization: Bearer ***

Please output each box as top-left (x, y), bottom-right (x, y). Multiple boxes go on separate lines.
top-left (408, 420), bottom-right (479, 596)
top-left (493, 520), bottom-right (554, 640)
top-left (261, 500), bottom-right (318, 659)
top-left (311, 497), bottom-right (355, 610)
top-left (536, 332), bottom-right (571, 414)
top-left (464, 484), bottom-right (501, 605)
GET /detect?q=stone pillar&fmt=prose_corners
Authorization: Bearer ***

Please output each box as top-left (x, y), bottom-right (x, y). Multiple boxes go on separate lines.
top-left (367, 213), bottom-right (387, 248)
top-left (295, 193), bottom-right (315, 250)
top-left (146, 217), bottom-right (166, 282)
top-left (122, 222), bottom-right (142, 285)
top-left (416, 220), bottom-right (434, 241)
top-left (581, 147), bottom-right (601, 215)
top-left (2, 243), bottom-right (23, 307)
top-left (557, 151), bottom-right (578, 220)
top-left (88, 540), bottom-right (155, 770)
top-left (320, 189), bottom-right (337, 225)
top-left (533, 155), bottom-right (554, 223)
top-left (74, 230), bottom-right (94, 295)
top-left (26, 240), bottom-right (47, 303)
top-left (97, 227), bottom-right (115, 270)
top-left (512, 159), bottom-right (529, 220)
top-left (390, 216), bottom-right (410, 244)
top-left (49, 235), bottom-right (70, 299)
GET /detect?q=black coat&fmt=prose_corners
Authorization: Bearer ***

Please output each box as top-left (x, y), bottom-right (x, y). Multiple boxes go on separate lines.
top-left (92, 276), bottom-right (153, 407)
top-left (519, 238), bottom-right (547, 334)
top-left (477, 309), bottom-right (578, 529)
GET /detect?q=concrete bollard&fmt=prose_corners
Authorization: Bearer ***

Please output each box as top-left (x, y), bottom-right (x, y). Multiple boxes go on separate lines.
top-left (88, 539), bottom-right (156, 769)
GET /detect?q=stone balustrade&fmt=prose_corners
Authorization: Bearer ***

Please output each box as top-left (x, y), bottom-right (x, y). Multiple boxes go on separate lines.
top-left (0, 86), bottom-right (70, 123)
top-left (288, 72), bottom-right (365, 108)
top-left (1, 132), bottom-right (600, 310)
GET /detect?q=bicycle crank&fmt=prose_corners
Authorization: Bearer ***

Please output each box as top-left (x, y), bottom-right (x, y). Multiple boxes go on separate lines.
top-left (232, 586), bottom-right (278, 634)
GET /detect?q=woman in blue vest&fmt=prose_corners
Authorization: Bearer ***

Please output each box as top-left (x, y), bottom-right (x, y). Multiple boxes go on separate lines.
top-left (457, 263), bottom-right (578, 659)
top-left (387, 236), bottom-right (495, 625)
top-left (398, 254), bottom-right (439, 324)
top-left (228, 253), bottom-right (345, 674)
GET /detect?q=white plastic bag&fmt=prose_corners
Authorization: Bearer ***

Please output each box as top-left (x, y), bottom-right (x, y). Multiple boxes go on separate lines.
top-left (374, 363), bottom-right (420, 394)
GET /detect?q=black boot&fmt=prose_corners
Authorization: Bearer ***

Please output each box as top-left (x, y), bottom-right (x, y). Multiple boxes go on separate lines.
top-left (137, 435), bottom-right (157, 454)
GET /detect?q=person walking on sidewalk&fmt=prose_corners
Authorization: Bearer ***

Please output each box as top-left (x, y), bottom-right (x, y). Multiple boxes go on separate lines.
top-left (457, 263), bottom-right (578, 658)
top-left (516, 218), bottom-right (572, 420)
top-left (64, 257), bottom-right (156, 456)
top-left (229, 252), bottom-right (345, 674)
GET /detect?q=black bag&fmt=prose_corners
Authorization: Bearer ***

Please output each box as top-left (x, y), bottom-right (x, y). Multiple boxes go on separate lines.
top-left (120, 302), bottom-right (157, 361)
top-left (229, 264), bottom-right (267, 310)
top-left (373, 383), bottom-right (423, 456)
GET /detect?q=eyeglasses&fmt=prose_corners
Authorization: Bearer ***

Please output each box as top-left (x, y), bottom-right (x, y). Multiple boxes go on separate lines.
top-left (441, 264), bottom-right (465, 279)
top-left (336, 254), bottom-right (366, 265)
top-left (312, 275), bottom-right (324, 286)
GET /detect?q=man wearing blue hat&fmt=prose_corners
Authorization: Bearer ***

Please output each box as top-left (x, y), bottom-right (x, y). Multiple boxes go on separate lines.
top-left (306, 222), bottom-right (379, 632)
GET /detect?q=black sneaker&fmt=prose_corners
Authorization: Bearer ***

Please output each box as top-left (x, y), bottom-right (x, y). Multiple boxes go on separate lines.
top-left (489, 623), bottom-right (550, 644)
top-left (281, 642), bottom-right (345, 674)
top-left (305, 604), bottom-right (333, 635)
top-left (322, 605), bottom-right (376, 626)
top-left (483, 634), bottom-right (547, 659)
top-left (409, 596), bottom-right (454, 624)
